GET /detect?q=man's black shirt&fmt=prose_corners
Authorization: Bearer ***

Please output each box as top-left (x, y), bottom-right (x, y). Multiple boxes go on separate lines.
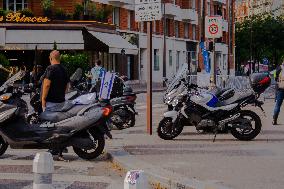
top-left (44, 64), bottom-right (69, 103)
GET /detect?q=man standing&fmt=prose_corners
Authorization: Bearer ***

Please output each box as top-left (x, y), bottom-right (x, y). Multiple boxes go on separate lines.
top-left (90, 60), bottom-right (105, 92)
top-left (41, 50), bottom-right (69, 111)
top-left (273, 56), bottom-right (284, 125)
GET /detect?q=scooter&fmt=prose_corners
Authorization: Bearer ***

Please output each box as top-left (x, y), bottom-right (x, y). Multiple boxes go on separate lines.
top-left (0, 71), bottom-right (113, 160)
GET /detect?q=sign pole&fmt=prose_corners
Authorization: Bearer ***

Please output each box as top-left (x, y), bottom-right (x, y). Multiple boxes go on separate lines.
top-left (212, 39), bottom-right (216, 86)
top-left (147, 21), bottom-right (153, 135)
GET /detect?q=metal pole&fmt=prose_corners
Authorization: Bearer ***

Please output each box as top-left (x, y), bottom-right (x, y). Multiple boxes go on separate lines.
top-left (211, 39), bottom-right (216, 86)
top-left (147, 21), bottom-right (153, 135)
top-left (163, 2), bottom-right (167, 84)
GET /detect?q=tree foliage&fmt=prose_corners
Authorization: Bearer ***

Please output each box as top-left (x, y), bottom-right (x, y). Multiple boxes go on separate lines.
top-left (61, 53), bottom-right (90, 76)
top-left (236, 14), bottom-right (284, 71)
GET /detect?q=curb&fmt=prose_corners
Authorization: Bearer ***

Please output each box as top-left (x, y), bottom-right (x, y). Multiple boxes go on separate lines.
top-left (107, 148), bottom-right (233, 189)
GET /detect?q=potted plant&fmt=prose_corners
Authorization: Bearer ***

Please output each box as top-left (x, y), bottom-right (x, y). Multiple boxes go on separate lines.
top-left (73, 3), bottom-right (84, 20)
top-left (41, 0), bottom-right (53, 17)
top-left (19, 9), bottom-right (34, 17)
top-left (55, 8), bottom-right (66, 20)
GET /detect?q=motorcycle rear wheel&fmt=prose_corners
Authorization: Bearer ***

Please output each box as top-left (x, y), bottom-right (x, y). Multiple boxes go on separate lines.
top-left (73, 135), bottom-right (105, 160)
top-left (0, 136), bottom-right (8, 156)
top-left (157, 117), bottom-right (184, 140)
top-left (111, 109), bottom-right (135, 130)
top-left (230, 110), bottom-right (261, 141)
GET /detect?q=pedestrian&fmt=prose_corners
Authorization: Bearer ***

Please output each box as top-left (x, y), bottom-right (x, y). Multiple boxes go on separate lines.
top-left (90, 60), bottom-right (106, 93)
top-left (30, 65), bottom-right (44, 86)
top-left (41, 50), bottom-right (69, 112)
top-left (272, 55), bottom-right (284, 125)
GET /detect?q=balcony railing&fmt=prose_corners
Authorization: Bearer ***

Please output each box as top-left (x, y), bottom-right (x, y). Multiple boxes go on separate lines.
top-left (108, 0), bottom-right (134, 5)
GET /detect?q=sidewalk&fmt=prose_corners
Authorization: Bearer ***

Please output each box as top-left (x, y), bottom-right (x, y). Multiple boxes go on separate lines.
top-left (106, 99), bottom-right (284, 189)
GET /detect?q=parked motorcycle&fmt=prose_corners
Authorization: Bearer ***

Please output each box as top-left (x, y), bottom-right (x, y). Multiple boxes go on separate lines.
top-left (157, 73), bottom-right (271, 141)
top-left (0, 71), bottom-right (113, 160)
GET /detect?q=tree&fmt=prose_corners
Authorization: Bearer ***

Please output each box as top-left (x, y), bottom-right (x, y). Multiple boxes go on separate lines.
top-left (235, 14), bottom-right (284, 72)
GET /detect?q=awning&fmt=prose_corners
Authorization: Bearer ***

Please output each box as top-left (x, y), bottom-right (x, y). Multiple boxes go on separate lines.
top-left (83, 29), bottom-right (138, 55)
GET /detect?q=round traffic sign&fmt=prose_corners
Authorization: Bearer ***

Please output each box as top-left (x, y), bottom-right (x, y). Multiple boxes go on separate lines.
top-left (209, 24), bottom-right (219, 35)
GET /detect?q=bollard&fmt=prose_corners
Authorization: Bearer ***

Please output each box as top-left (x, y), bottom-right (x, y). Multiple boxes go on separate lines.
top-left (124, 170), bottom-right (149, 189)
top-left (33, 152), bottom-right (54, 189)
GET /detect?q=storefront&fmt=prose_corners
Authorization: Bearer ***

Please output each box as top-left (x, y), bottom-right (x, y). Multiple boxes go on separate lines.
top-left (0, 14), bottom-right (139, 79)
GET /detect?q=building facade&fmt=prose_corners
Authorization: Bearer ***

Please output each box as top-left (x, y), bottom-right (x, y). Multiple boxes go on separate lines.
top-left (93, 0), bottom-right (235, 84)
top-left (0, 0), bottom-right (139, 79)
top-left (236, 0), bottom-right (284, 22)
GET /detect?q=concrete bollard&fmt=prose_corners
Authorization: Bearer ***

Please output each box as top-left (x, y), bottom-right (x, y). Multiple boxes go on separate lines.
top-left (33, 152), bottom-right (54, 189)
top-left (124, 170), bottom-right (149, 189)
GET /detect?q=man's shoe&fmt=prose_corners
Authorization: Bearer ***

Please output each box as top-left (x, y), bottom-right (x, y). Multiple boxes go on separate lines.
top-left (273, 120), bottom-right (278, 125)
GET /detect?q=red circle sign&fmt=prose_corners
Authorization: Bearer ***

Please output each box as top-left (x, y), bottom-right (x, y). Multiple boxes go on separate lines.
top-left (209, 24), bottom-right (219, 35)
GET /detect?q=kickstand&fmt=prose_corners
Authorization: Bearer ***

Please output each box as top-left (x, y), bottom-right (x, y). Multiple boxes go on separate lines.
top-left (213, 130), bottom-right (218, 143)
top-left (57, 151), bottom-right (69, 162)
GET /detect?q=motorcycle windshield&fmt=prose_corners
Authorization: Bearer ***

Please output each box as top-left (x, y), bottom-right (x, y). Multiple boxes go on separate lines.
top-left (0, 71), bottom-right (26, 92)
top-left (70, 68), bottom-right (83, 83)
top-left (166, 63), bottom-right (188, 94)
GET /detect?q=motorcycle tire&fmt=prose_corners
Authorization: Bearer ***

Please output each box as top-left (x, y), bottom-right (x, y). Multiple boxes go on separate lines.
top-left (230, 110), bottom-right (262, 141)
top-left (157, 117), bottom-right (184, 140)
top-left (73, 135), bottom-right (105, 160)
top-left (0, 136), bottom-right (8, 156)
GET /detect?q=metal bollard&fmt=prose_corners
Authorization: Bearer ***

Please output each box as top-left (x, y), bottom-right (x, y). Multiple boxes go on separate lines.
top-left (124, 170), bottom-right (149, 189)
top-left (33, 152), bottom-right (54, 189)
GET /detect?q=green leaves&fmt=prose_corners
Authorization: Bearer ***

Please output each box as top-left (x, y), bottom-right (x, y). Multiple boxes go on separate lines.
top-left (236, 14), bottom-right (284, 69)
top-left (61, 53), bottom-right (90, 77)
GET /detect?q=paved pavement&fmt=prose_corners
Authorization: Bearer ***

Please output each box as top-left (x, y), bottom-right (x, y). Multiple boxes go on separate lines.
top-left (0, 149), bottom-right (125, 189)
top-left (107, 92), bottom-right (284, 189)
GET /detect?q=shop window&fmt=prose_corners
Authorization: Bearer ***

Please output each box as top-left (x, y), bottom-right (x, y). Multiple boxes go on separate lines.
top-left (154, 49), bottom-right (160, 71)
top-left (5, 0), bottom-right (27, 12)
top-left (169, 50), bottom-right (172, 67)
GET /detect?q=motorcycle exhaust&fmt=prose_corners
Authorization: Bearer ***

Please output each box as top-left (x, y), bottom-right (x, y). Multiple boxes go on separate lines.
top-left (219, 113), bottom-right (240, 127)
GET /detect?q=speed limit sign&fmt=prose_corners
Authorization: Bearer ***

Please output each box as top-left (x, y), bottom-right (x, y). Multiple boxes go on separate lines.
top-left (205, 16), bottom-right (222, 38)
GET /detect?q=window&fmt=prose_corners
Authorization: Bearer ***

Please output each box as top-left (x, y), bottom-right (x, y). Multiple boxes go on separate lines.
top-left (169, 50), bottom-right (173, 66)
top-left (127, 11), bottom-right (131, 30)
top-left (154, 49), bottom-right (160, 71)
top-left (175, 21), bottom-right (179, 38)
top-left (207, 2), bottom-right (211, 16)
top-left (184, 23), bottom-right (189, 38)
top-left (192, 25), bottom-right (196, 40)
top-left (176, 51), bottom-right (180, 71)
top-left (192, 0), bottom-right (196, 10)
top-left (5, 0), bottom-right (27, 12)
top-left (113, 8), bottom-right (120, 27)
top-left (165, 19), bottom-right (169, 36)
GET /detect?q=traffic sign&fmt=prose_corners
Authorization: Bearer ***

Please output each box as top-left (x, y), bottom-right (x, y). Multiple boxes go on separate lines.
top-left (135, 1), bottom-right (162, 22)
top-left (205, 16), bottom-right (223, 39)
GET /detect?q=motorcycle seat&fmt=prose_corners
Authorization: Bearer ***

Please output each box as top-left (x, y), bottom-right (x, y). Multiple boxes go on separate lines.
top-left (218, 90), bottom-right (254, 107)
top-left (209, 87), bottom-right (230, 98)
top-left (40, 103), bottom-right (87, 123)
top-left (45, 101), bottom-right (75, 112)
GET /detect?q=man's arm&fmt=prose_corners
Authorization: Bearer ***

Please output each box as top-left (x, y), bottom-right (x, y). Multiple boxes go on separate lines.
top-left (65, 82), bottom-right (70, 93)
top-left (41, 78), bottom-right (51, 109)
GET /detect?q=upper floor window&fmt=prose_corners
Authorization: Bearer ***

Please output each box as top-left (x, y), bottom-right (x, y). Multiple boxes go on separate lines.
top-left (4, 0), bottom-right (28, 12)
top-left (192, 0), bottom-right (196, 10)
top-left (192, 25), bottom-right (196, 40)
top-left (175, 21), bottom-right (179, 38)
top-left (184, 23), bottom-right (189, 38)
top-left (207, 2), bottom-right (211, 16)
top-left (113, 8), bottom-right (120, 27)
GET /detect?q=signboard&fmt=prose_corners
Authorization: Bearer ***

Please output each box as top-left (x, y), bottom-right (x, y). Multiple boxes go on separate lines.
top-left (135, 0), bottom-right (162, 22)
top-left (99, 72), bottom-right (115, 100)
top-left (205, 16), bottom-right (223, 39)
top-left (0, 13), bottom-right (50, 23)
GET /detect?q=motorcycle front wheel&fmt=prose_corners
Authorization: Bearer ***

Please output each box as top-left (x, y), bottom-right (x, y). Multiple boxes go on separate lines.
top-left (157, 117), bottom-right (184, 140)
top-left (0, 136), bottom-right (8, 156)
top-left (73, 135), bottom-right (105, 160)
top-left (230, 110), bottom-right (262, 141)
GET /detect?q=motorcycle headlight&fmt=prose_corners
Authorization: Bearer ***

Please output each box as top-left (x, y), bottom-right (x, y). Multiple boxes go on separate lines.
top-left (0, 95), bottom-right (11, 101)
top-left (172, 98), bottom-right (179, 107)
